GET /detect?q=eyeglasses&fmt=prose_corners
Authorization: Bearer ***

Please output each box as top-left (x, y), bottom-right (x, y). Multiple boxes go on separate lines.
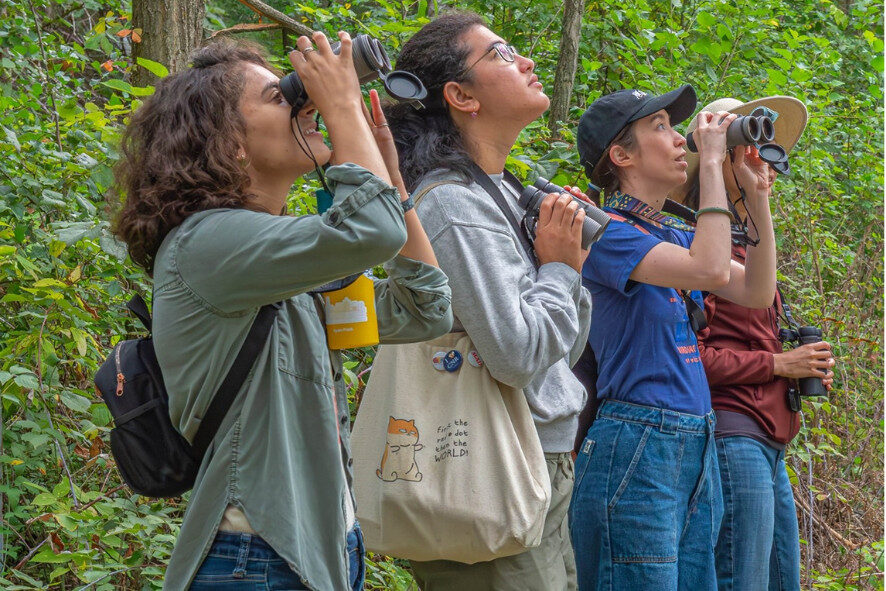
top-left (750, 105), bottom-right (779, 122)
top-left (459, 42), bottom-right (518, 77)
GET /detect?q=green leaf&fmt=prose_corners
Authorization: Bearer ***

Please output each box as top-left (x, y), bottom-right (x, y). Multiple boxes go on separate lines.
top-left (136, 57), bottom-right (169, 78)
top-left (32, 492), bottom-right (57, 506)
top-left (2, 125), bottom-right (20, 151)
top-left (13, 373), bottom-right (39, 390)
top-left (696, 11), bottom-right (716, 27)
top-left (61, 391), bottom-right (93, 413)
top-left (100, 79), bottom-right (133, 94)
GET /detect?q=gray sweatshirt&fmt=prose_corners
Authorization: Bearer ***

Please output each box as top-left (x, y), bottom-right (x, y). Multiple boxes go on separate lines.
top-left (414, 169), bottom-right (592, 452)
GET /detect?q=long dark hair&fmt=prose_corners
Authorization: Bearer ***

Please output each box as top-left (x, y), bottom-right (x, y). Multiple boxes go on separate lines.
top-left (113, 40), bottom-right (271, 274)
top-left (385, 11), bottom-right (486, 191)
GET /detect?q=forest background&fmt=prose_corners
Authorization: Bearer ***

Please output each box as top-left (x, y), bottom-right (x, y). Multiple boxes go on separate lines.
top-left (0, 0), bottom-right (883, 589)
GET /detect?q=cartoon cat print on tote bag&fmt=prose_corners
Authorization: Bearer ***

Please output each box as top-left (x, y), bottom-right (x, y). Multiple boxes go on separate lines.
top-left (377, 417), bottom-right (424, 482)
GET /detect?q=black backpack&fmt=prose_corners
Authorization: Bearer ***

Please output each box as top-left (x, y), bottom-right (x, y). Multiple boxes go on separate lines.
top-left (94, 294), bottom-right (278, 497)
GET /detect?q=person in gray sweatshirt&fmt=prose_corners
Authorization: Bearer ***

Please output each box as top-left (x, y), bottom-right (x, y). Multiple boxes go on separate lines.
top-left (385, 12), bottom-right (591, 591)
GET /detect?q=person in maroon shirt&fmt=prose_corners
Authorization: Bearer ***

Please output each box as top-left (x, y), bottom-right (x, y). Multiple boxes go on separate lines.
top-left (677, 96), bottom-right (836, 591)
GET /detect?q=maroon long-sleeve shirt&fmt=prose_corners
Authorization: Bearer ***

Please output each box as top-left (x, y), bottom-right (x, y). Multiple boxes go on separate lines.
top-left (696, 244), bottom-right (800, 445)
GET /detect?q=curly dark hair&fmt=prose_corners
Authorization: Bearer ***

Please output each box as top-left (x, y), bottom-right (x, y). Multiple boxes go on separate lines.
top-left (385, 11), bottom-right (486, 191)
top-left (112, 39), bottom-right (273, 274)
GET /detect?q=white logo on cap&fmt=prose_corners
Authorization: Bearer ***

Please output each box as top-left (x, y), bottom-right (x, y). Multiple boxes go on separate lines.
top-left (632, 90), bottom-right (647, 100)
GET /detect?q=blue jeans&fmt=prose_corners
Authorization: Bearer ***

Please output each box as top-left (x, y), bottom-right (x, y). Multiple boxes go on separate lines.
top-left (189, 524), bottom-right (365, 590)
top-left (715, 436), bottom-right (801, 591)
top-left (569, 400), bottom-right (723, 591)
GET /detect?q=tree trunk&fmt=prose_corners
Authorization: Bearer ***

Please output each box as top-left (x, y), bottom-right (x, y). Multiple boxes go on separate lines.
top-left (131, 0), bottom-right (204, 87)
top-left (547, 0), bottom-right (585, 137)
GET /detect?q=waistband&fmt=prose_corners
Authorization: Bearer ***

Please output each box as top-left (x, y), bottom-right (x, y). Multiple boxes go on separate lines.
top-left (598, 400), bottom-right (715, 434)
top-left (208, 532), bottom-right (281, 561)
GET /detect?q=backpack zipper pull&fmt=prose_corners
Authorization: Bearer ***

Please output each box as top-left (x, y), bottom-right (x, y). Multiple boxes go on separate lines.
top-left (114, 343), bottom-right (125, 396)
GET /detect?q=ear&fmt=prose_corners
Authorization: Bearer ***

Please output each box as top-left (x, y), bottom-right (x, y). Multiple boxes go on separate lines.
top-left (388, 416), bottom-right (396, 425)
top-left (609, 143), bottom-right (633, 169)
top-left (442, 80), bottom-right (479, 116)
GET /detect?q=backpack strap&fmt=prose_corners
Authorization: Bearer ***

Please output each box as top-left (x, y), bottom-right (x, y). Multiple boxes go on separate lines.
top-left (127, 294), bottom-right (153, 332)
top-left (412, 180), bottom-right (466, 207)
top-left (191, 302), bottom-right (281, 457)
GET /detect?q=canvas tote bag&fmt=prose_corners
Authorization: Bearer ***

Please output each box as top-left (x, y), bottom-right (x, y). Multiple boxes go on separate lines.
top-left (351, 332), bottom-right (551, 564)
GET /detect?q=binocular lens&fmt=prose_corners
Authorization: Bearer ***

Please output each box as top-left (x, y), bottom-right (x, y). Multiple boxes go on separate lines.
top-left (760, 116), bottom-right (775, 142)
top-left (686, 114), bottom-right (776, 153)
top-left (349, 35), bottom-right (391, 83)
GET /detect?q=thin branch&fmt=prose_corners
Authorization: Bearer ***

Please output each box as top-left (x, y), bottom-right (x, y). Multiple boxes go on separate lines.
top-left (794, 490), bottom-right (859, 550)
top-left (210, 22), bottom-right (282, 38)
top-left (12, 535), bottom-right (50, 571)
top-left (25, 0), bottom-right (63, 151)
top-left (75, 566), bottom-right (138, 591)
top-left (527, 5), bottom-right (564, 58)
top-left (34, 307), bottom-right (80, 509)
top-left (235, 0), bottom-right (313, 37)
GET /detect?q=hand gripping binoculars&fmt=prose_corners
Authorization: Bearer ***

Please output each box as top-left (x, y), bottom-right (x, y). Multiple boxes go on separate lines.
top-left (519, 177), bottom-right (611, 249)
top-left (686, 109), bottom-right (791, 174)
top-left (280, 34), bottom-right (427, 113)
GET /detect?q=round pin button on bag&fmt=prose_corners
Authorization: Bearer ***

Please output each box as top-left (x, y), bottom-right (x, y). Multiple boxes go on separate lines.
top-left (431, 351), bottom-right (447, 371)
top-left (443, 350), bottom-right (463, 372)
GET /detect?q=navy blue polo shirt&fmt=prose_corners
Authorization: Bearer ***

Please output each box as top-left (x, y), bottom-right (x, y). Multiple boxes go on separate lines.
top-left (582, 209), bottom-right (711, 416)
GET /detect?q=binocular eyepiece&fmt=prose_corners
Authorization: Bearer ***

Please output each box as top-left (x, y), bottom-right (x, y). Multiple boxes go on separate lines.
top-left (519, 178), bottom-right (611, 249)
top-left (686, 114), bottom-right (775, 153)
top-left (280, 34), bottom-right (427, 113)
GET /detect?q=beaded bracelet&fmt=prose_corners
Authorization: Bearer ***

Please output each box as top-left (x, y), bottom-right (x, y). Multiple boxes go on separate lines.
top-left (695, 206), bottom-right (735, 223)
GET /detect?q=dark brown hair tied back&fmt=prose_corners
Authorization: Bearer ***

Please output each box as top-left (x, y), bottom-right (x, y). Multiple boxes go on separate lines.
top-left (113, 39), bottom-right (271, 274)
top-left (591, 122), bottom-right (637, 197)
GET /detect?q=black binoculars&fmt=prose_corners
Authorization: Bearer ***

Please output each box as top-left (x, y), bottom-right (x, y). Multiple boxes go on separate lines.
top-left (280, 34), bottom-right (427, 113)
top-left (518, 178), bottom-right (611, 249)
top-left (779, 325), bottom-right (828, 398)
top-left (686, 114), bottom-right (775, 153)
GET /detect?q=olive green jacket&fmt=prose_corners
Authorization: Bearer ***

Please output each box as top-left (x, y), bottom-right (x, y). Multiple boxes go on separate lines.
top-left (152, 164), bottom-right (452, 590)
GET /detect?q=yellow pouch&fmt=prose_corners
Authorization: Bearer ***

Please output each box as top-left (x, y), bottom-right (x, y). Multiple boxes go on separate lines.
top-left (322, 273), bottom-right (379, 349)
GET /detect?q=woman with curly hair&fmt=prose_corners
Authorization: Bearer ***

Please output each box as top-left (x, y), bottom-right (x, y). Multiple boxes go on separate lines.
top-left (114, 33), bottom-right (451, 590)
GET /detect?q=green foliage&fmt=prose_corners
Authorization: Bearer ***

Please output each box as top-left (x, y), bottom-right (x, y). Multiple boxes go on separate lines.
top-left (1, 0), bottom-right (881, 589)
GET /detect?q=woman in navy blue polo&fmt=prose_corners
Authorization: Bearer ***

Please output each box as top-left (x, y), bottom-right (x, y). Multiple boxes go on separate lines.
top-left (568, 85), bottom-right (777, 590)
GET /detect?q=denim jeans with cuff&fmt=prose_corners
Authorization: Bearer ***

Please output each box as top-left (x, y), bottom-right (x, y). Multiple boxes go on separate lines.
top-left (714, 436), bottom-right (801, 591)
top-left (189, 523), bottom-right (365, 590)
top-left (569, 400), bottom-right (723, 591)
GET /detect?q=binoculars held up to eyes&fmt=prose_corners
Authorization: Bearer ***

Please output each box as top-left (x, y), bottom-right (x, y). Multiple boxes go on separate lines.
top-left (280, 34), bottom-right (427, 113)
top-left (685, 114), bottom-right (775, 152)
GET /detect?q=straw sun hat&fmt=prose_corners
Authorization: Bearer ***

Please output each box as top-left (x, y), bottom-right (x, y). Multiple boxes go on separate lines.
top-left (672, 96), bottom-right (808, 201)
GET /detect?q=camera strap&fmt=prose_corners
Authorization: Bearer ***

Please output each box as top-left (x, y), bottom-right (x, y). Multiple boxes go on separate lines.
top-left (776, 284), bottom-right (800, 330)
top-left (467, 162), bottom-right (539, 269)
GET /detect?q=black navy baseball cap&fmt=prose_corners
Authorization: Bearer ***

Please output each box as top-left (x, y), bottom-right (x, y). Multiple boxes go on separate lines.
top-left (577, 84), bottom-right (697, 177)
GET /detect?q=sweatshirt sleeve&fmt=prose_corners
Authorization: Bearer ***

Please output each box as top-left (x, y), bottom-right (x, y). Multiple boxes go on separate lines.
top-left (697, 295), bottom-right (776, 385)
top-left (174, 164), bottom-right (407, 314)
